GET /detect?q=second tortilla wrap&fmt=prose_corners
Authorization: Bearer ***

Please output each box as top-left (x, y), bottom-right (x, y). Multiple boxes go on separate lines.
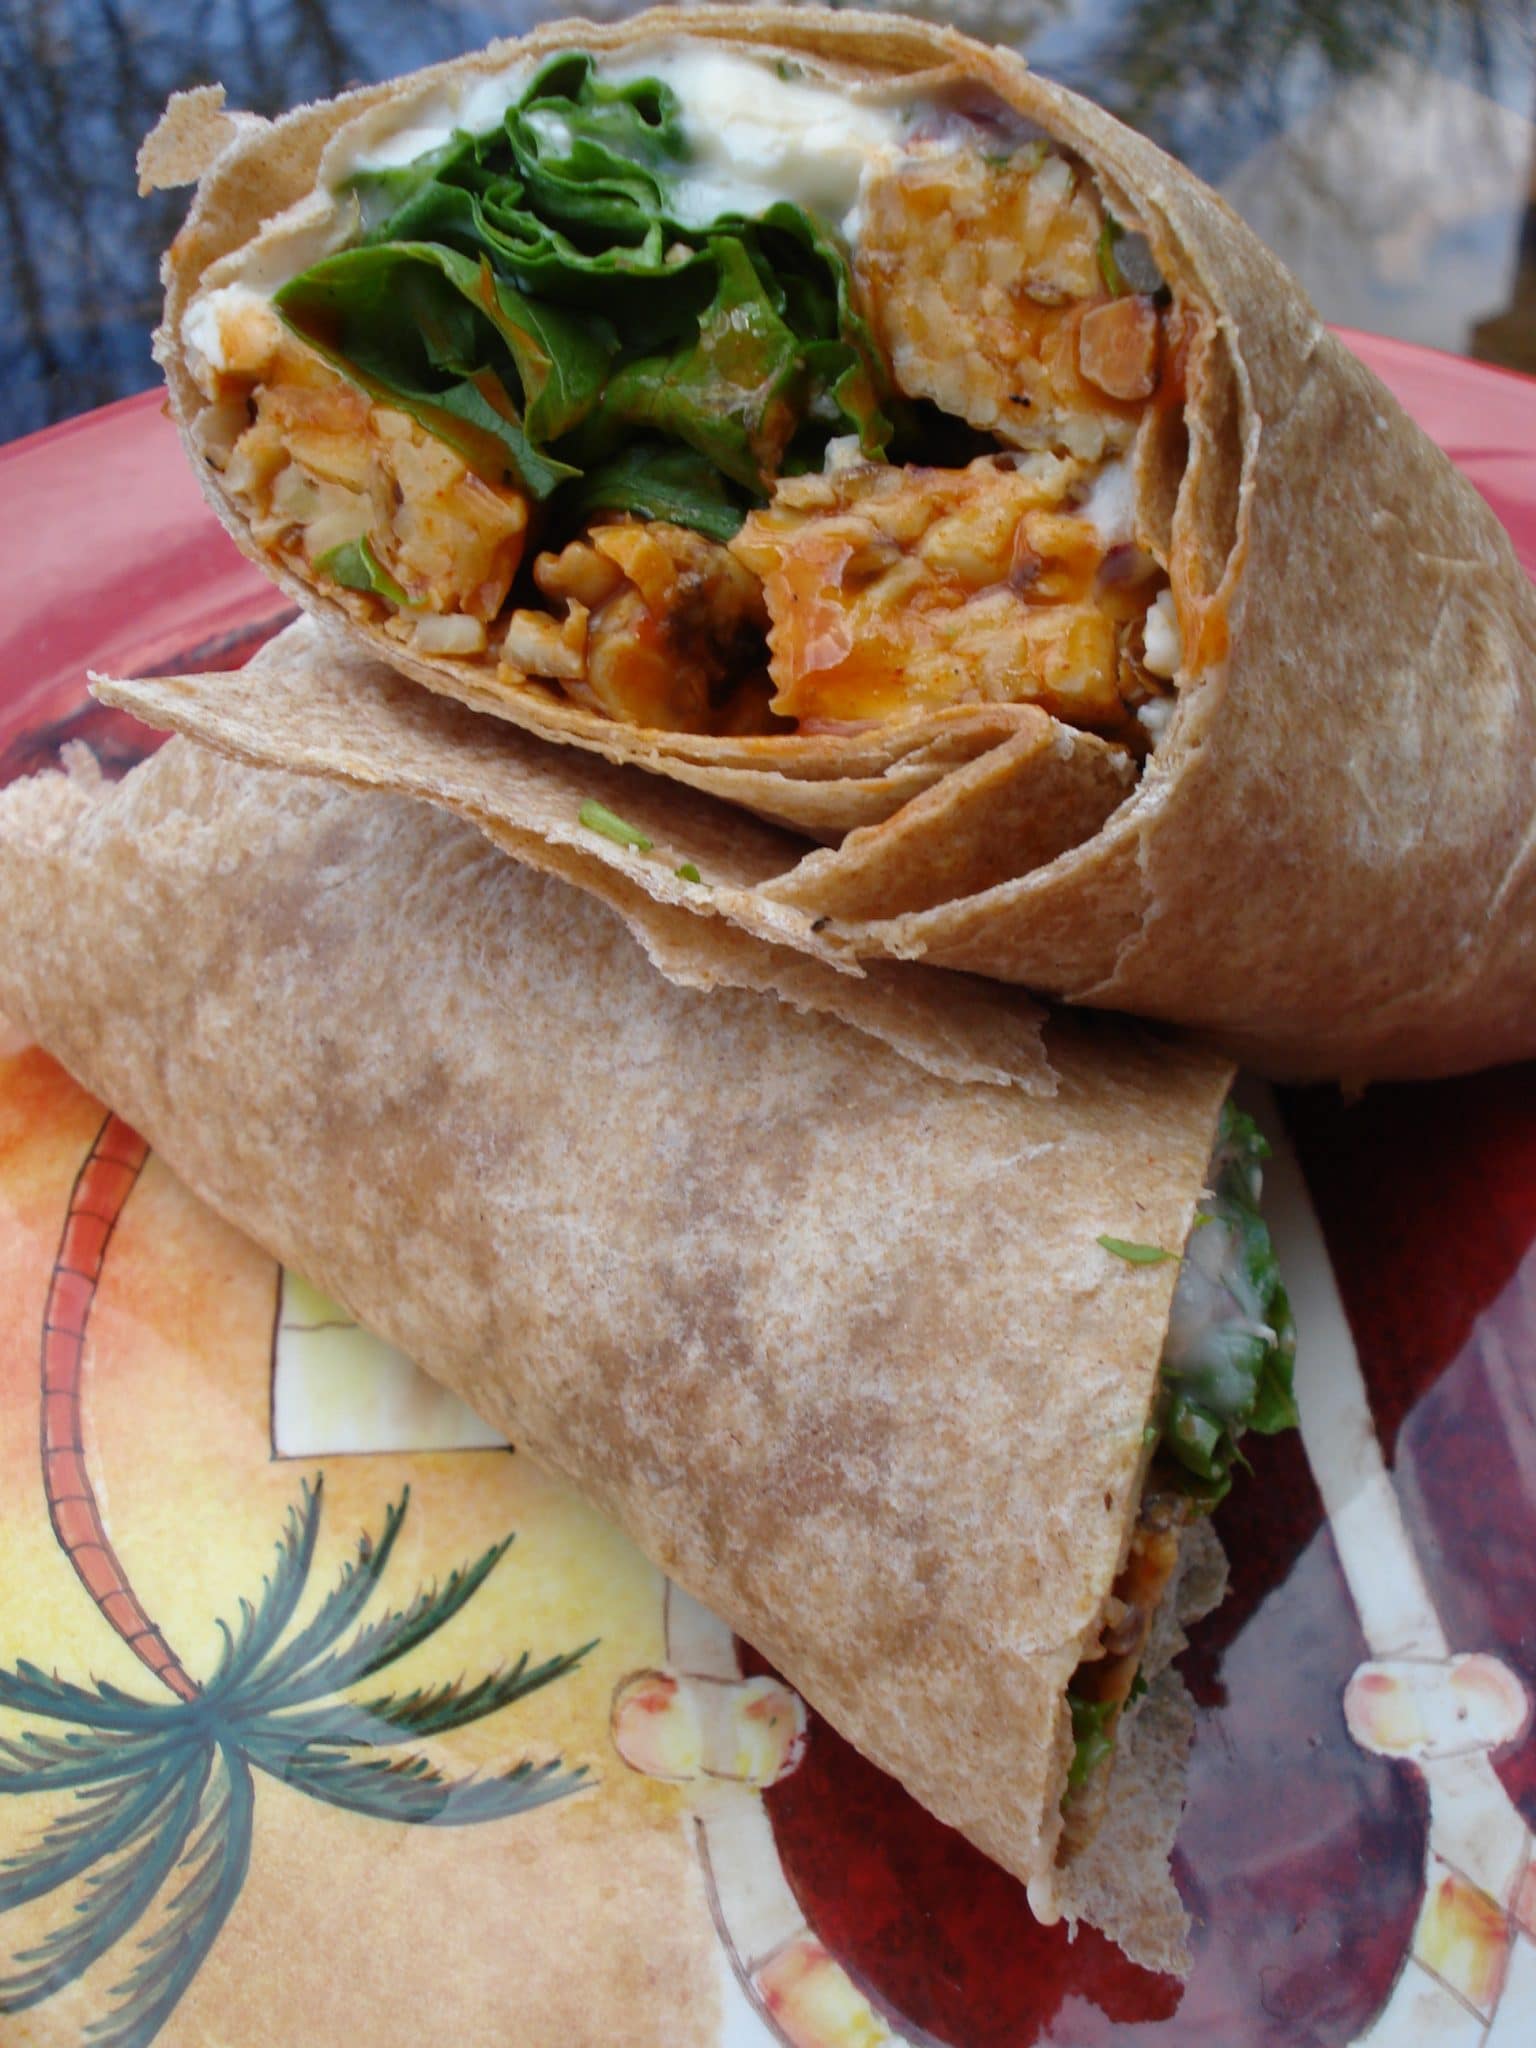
top-left (0, 735), bottom-right (1252, 1970)
top-left (140, 6), bottom-right (1536, 1083)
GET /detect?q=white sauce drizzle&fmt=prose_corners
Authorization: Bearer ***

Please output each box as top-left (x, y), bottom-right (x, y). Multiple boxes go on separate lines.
top-left (604, 47), bottom-right (907, 236)
top-left (186, 43), bottom-right (912, 359)
top-left (1142, 588), bottom-right (1182, 680)
top-left (1077, 455), bottom-right (1137, 548)
top-left (182, 282), bottom-right (278, 382)
top-left (336, 42), bottom-right (909, 242)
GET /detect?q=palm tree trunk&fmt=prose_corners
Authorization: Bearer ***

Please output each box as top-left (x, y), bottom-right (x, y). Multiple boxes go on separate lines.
top-left (42, 1113), bottom-right (198, 1703)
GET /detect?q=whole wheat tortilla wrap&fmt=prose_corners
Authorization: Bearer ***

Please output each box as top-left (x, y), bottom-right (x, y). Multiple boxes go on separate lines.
top-left (139, 6), bottom-right (1536, 1084)
top-left (0, 737), bottom-right (1297, 1972)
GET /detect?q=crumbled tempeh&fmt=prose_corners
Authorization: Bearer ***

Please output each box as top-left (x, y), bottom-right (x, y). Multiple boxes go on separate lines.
top-left (730, 454), bottom-right (1164, 738)
top-left (202, 324), bottom-right (529, 624)
top-left (534, 538), bottom-right (626, 612)
top-left (549, 521), bottom-right (770, 732)
top-left (857, 143), bottom-right (1161, 461)
top-left (411, 613), bottom-right (488, 657)
top-left (371, 411), bottom-right (528, 619)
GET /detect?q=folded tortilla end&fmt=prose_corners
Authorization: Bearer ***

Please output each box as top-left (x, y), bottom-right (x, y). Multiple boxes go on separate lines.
top-left (139, 85), bottom-right (241, 196)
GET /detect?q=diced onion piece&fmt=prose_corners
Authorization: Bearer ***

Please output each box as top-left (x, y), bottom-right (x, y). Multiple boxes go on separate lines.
top-left (412, 614), bottom-right (488, 657)
top-left (303, 499), bottom-right (371, 562)
top-left (501, 607), bottom-right (586, 680)
top-left (535, 539), bottom-right (625, 611)
top-left (190, 399), bottom-right (250, 468)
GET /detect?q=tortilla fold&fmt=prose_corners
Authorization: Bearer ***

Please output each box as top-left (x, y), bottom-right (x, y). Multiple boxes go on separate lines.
top-left (98, 616), bottom-right (1099, 1097)
top-left (140, 5), bottom-right (1536, 1084)
top-left (0, 737), bottom-right (1232, 1970)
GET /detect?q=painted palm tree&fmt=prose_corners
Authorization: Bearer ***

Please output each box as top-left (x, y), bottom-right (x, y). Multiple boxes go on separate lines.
top-left (0, 1476), bottom-right (592, 2045)
top-left (0, 1113), bottom-right (595, 2046)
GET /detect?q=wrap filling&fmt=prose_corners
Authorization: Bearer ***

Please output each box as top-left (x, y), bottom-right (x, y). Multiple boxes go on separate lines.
top-left (1059, 1104), bottom-right (1297, 1856)
top-left (182, 42), bottom-right (1193, 752)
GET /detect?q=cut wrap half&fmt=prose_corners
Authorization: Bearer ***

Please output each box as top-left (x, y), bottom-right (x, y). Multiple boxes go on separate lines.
top-left (0, 739), bottom-right (1295, 1972)
top-left (142, 6), bottom-right (1536, 1083)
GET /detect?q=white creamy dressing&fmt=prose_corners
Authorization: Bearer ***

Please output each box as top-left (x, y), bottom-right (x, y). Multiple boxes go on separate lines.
top-left (1077, 456), bottom-right (1137, 549)
top-left (606, 47), bottom-right (908, 235)
top-left (1142, 588), bottom-right (1182, 680)
top-left (1138, 645), bottom-right (1180, 749)
top-left (182, 280), bottom-right (280, 382)
top-left (1026, 1871), bottom-right (1062, 1926)
top-left (337, 42), bottom-right (910, 239)
top-left (186, 44), bottom-right (911, 370)
top-left (182, 289), bottom-right (238, 376)
top-left (821, 434), bottom-right (867, 473)
top-left (1136, 695), bottom-right (1176, 741)
top-left (1077, 472), bottom-right (1183, 736)
top-left (346, 115), bottom-right (462, 173)
top-left (1162, 1193), bottom-right (1276, 1407)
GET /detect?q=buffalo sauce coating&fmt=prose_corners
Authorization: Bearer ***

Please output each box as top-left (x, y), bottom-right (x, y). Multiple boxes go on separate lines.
top-left (729, 453), bottom-right (1168, 744)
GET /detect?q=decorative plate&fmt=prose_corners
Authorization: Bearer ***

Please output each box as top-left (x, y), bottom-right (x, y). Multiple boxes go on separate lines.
top-left (1, 334), bottom-right (1534, 2047)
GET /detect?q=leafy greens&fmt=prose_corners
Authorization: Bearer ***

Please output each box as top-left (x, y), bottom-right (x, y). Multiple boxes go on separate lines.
top-left (274, 52), bottom-right (895, 542)
top-left (1156, 1103), bottom-right (1298, 1507)
top-left (1066, 1109), bottom-right (1297, 1796)
top-left (1067, 1695), bottom-right (1118, 1791)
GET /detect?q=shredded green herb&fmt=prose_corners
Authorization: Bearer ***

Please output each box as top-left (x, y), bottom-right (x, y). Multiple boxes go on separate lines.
top-left (1097, 215), bottom-right (1126, 296)
top-left (1067, 1694), bottom-right (1118, 1790)
top-left (315, 534), bottom-right (411, 606)
top-left (676, 862), bottom-right (703, 885)
top-left (578, 799), bottom-right (652, 851)
top-left (1098, 1235), bottom-right (1177, 1266)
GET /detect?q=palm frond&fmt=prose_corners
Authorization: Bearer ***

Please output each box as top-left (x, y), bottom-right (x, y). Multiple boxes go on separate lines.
top-left (85, 1743), bottom-right (255, 2048)
top-left (0, 1726), bottom-right (176, 1793)
top-left (204, 1477), bottom-right (324, 1698)
top-left (252, 1534), bottom-right (516, 1710)
top-left (252, 1641), bottom-right (597, 1756)
top-left (0, 1749), bottom-right (211, 2014)
top-left (0, 1664), bottom-right (173, 1735)
top-left (0, 1482), bottom-right (592, 2042)
top-left (231, 1489), bottom-right (411, 1709)
top-left (0, 1761), bottom-right (185, 1913)
top-left (277, 1746), bottom-right (588, 1826)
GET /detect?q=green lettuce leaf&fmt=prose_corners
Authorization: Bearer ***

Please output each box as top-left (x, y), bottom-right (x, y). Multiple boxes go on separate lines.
top-left (1067, 1693), bottom-right (1118, 1790)
top-left (577, 799), bottom-right (652, 851)
top-left (273, 49), bottom-right (894, 540)
top-left (275, 243), bottom-right (591, 496)
top-left (562, 443), bottom-right (748, 543)
top-left (1156, 1103), bottom-right (1299, 1506)
top-left (315, 534), bottom-right (409, 605)
top-left (579, 236), bottom-right (807, 490)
